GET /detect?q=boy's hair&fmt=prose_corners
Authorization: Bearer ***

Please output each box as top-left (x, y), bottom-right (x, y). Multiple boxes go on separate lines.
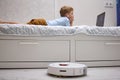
top-left (60, 6), bottom-right (73, 17)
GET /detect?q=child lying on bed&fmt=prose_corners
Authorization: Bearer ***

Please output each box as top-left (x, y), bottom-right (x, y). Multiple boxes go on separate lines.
top-left (0, 6), bottom-right (74, 26)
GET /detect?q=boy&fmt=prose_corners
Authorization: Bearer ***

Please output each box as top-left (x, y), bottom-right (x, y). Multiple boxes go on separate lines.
top-left (47, 6), bottom-right (74, 26)
top-left (0, 6), bottom-right (74, 26)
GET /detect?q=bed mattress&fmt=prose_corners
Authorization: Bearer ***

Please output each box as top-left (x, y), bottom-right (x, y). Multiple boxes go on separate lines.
top-left (0, 24), bottom-right (120, 36)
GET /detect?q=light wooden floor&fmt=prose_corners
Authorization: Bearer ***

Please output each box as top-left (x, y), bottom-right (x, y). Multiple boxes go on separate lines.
top-left (0, 67), bottom-right (120, 80)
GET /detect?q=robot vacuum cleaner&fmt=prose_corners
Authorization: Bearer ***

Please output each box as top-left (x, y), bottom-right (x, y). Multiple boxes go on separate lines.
top-left (47, 62), bottom-right (87, 76)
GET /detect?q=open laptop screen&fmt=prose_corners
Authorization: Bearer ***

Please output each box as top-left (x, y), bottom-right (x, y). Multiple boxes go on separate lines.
top-left (96, 12), bottom-right (105, 27)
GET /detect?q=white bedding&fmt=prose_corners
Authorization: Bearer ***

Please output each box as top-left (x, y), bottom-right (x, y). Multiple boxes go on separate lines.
top-left (0, 24), bottom-right (120, 36)
top-left (75, 25), bottom-right (120, 36)
top-left (0, 24), bottom-right (75, 36)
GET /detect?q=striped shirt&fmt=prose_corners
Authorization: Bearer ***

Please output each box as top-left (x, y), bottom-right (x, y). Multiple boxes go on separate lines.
top-left (47, 17), bottom-right (70, 26)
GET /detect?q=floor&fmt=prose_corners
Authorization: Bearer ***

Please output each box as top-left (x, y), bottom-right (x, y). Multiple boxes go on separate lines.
top-left (0, 67), bottom-right (120, 80)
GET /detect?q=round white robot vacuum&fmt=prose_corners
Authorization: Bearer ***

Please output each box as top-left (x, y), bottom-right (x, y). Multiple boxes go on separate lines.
top-left (47, 62), bottom-right (87, 76)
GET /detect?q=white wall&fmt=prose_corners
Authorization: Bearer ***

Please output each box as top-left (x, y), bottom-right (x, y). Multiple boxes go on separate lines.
top-left (0, 0), bottom-right (117, 26)
top-left (0, 0), bottom-right (55, 23)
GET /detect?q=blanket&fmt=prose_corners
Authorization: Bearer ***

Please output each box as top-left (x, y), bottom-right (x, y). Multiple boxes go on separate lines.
top-left (0, 24), bottom-right (120, 36)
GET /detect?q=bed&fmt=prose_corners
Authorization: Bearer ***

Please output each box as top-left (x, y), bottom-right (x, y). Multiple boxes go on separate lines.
top-left (0, 24), bottom-right (120, 68)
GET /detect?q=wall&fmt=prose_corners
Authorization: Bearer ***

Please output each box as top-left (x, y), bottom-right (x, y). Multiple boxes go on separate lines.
top-left (0, 0), bottom-right (55, 23)
top-left (0, 0), bottom-right (117, 26)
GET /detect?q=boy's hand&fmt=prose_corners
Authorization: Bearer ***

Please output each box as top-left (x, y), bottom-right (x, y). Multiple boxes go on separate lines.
top-left (69, 15), bottom-right (74, 26)
top-left (69, 15), bottom-right (74, 23)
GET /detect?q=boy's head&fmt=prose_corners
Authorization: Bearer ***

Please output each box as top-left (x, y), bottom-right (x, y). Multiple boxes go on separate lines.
top-left (60, 6), bottom-right (73, 17)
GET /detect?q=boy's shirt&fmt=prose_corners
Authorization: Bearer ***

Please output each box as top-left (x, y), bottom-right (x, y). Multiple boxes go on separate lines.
top-left (47, 17), bottom-right (70, 26)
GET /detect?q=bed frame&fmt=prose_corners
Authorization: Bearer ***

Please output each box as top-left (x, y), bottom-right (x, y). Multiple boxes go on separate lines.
top-left (0, 34), bottom-right (120, 68)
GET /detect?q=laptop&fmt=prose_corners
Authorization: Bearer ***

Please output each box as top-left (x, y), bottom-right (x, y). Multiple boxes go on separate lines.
top-left (96, 12), bottom-right (105, 27)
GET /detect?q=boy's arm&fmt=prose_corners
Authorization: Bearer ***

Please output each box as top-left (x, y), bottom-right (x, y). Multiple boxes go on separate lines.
top-left (70, 21), bottom-right (73, 26)
top-left (69, 16), bottom-right (74, 26)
